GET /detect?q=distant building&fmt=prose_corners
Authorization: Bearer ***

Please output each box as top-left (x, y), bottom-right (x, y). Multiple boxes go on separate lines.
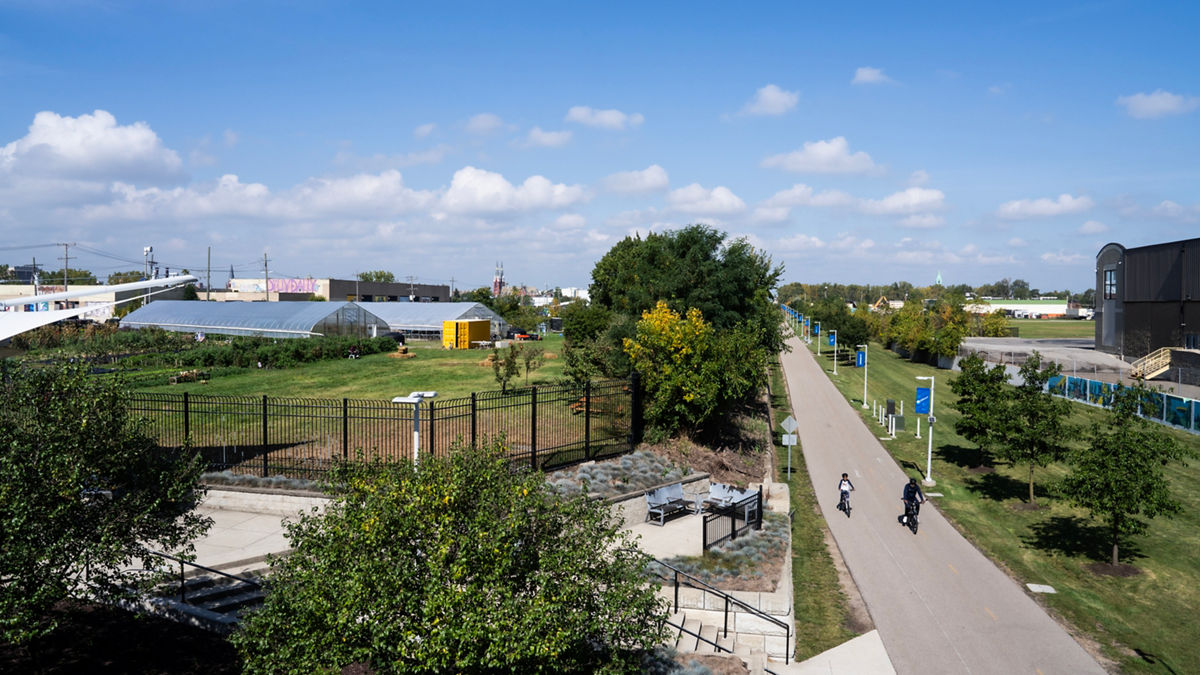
top-left (1095, 237), bottom-right (1200, 358)
top-left (218, 278), bottom-right (449, 303)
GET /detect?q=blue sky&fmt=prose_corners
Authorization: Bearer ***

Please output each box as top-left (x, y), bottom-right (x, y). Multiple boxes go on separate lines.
top-left (2, 1), bottom-right (1198, 293)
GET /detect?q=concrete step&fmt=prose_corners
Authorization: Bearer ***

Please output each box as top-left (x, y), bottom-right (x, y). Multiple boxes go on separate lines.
top-left (676, 618), bottom-right (701, 652)
top-left (194, 585), bottom-right (265, 615)
top-left (697, 624), bottom-right (719, 653)
top-left (716, 632), bottom-right (736, 655)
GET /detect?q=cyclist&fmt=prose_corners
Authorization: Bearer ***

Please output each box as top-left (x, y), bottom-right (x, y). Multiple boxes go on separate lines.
top-left (900, 477), bottom-right (925, 525)
top-left (837, 473), bottom-right (855, 512)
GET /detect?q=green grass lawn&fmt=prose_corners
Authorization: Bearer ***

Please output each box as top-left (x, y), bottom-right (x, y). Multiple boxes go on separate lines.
top-left (806, 341), bottom-right (1200, 674)
top-left (768, 359), bottom-right (857, 661)
top-left (135, 335), bottom-right (568, 400)
top-left (1010, 318), bottom-right (1095, 339)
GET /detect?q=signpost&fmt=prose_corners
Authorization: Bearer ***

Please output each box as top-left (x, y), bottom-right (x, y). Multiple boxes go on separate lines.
top-left (829, 330), bottom-right (838, 375)
top-left (857, 345), bottom-right (868, 408)
top-left (915, 377), bottom-right (935, 485)
top-left (814, 322), bottom-right (821, 354)
top-left (780, 415), bottom-right (799, 477)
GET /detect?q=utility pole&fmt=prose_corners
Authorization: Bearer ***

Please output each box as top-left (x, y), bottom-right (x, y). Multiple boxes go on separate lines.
top-left (143, 246), bottom-right (153, 305)
top-left (31, 257), bottom-right (39, 296)
top-left (206, 247), bottom-right (211, 301)
top-left (407, 275), bottom-right (415, 302)
top-left (263, 252), bottom-right (270, 302)
top-left (449, 276), bottom-right (456, 299)
top-left (58, 243), bottom-right (71, 290)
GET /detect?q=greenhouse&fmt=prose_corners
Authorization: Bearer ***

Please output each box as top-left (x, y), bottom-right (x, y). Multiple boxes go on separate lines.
top-left (357, 301), bottom-right (508, 340)
top-left (120, 301), bottom-right (388, 339)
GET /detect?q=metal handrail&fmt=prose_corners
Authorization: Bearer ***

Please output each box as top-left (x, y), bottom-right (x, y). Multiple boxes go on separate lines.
top-left (650, 557), bottom-right (791, 664)
top-left (147, 550), bottom-right (261, 604)
top-left (663, 617), bottom-right (780, 675)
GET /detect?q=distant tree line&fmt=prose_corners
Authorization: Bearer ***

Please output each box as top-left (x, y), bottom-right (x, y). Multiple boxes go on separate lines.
top-left (778, 278), bottom-right (1095, 308)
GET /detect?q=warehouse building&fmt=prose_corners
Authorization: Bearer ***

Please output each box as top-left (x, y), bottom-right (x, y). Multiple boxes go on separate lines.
top-left (358, 301), bottom-right (508, 340)
top-left (121, 301), bottom-right (389, 339)
top-left (1095, 237), bottom-right (1200, 364)
top-left (220, 277), bottom-right (449, 303)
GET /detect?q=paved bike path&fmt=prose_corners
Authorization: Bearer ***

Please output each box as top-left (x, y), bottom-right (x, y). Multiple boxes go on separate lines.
top-left (780, 338), bottom-right (1104, 675)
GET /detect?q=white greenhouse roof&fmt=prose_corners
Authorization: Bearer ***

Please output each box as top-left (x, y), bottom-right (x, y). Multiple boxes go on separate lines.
top-left (121, 301), bottom-right (387, 338)
top-left (356, 302), bottom-right (505, 331)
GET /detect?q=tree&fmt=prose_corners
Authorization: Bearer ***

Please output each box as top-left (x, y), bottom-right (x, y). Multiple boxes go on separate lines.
top-left (994, 352), bottom-right (1074, 504)
top-left (492, 344), bottom-right (521, 393)
top-left (0, 363), bottom-right (209, 644)
top-left (520, 344), bottom-right (544, 385)
top-left (949, 353), bottom-right (1009, 467)
top-left (231, 444), bottom-right (666, 673)
top-left (42, 267), bottom-right (98, 285)
top-left (107, 270), bottom-right (146, 285)
top-left (1061, 386), bottom-right (1194, 566)
top-left (981, 309), bottom-right (1010, 337)
top-left (357, 270), bottom-right (396, 283)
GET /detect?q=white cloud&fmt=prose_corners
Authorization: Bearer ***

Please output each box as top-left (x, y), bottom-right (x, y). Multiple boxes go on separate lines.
top-left (333, 145), bottom-right (451, 170)
top-left (763, 183), bottom-right (854, 208)
top-left (987, 83), bottom-right (1011, 96)
top-left (554, 213), bottom-right (586, 229)
top-left (441, 166), bottom-right (586, 214)
top-left (861, 187), bottom-right (945, 215)
top-left (761, 137), bottom-right (877, 174)
top-left (666, 183), bottom-right (746, 215)
top-left (900, 214), bottom-right (945, 228)
top-left (1116, 90), bottom-right (1200, 119)
top-left (752, 206), bottom-right (791, 223)
top-left (908, 169), bottom-right (929, 186)
top-left (465, 113), bottom-right (505, 135)
top-left (828, 234), bottom-right (875, 253)
top-left (1041, 251), bottom-right (1088, 265)
top-left (564, 106), bottom-right (644, 130)
top-left (996, 193), bottom-right (1093, 219)
top-left (1152, 199), bottom-right (1199, 222)
top-left (740, 84), bottom-right (799, 116)
top-left (777, 233), bottom-right (826, 251)
top-left (604, 164), bottom-right (669, 193)
top-left (523, 127), bottom-right (572, 148)
top-left (223, 129), bottom-right (239, 148)
top-left (0, 109), bottom-right (182, 180)
top-left (852, 66), bottom-right (893, 85)
top-left (1077, 220), bottom-right (1108, 234)
top-left (413, 123), bottom-right (436, 139)
top-left (1008, 237), bottom-right (1028, 247)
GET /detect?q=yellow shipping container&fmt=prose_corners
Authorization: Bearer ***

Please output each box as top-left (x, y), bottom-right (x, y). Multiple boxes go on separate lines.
top-left (442, 319), bottom-right (491, 349)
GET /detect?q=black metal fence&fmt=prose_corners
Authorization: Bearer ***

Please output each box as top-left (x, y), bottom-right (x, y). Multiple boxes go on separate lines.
top-left (702, 489), bottom-right (763, 550)
top-left (129, 378), bottom-right (641, 480)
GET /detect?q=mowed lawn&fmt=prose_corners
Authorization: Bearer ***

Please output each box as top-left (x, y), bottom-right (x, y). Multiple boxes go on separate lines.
top-left (1010, 318), bottom-right (1095, 339)
top-left (136, 335), bottom-right (568, 400)
top-left (805, 340), bottom-right (1200, 674)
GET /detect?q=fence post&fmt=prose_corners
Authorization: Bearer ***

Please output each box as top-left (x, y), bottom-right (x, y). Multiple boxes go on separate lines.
top-left (261, 395), bottom-right (268, 478)
top-left (630, 372), bottom-right (644, 447)
top-left (530, 387), bottom-right (538, 471)
top-left (584, 380), bottom-right (592, 459)
top-left (471, 392), bottom-right (477, 448)
top-left (756, 488), bottom-right (763, 531)
top-left (183, 391), bottom-right (189, 444)
top-left (342, 398), bottom-right (349, 460)
top-left (428, 400), bottom-right (435, 458)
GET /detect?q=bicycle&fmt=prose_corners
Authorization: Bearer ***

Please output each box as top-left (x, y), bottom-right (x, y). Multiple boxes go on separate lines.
top-left (838, 489), bottom-right (852, 517)
top-left (901, 498), bottom-right (920, 534)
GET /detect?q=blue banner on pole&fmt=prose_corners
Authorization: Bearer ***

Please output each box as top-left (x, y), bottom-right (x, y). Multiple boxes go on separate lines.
top-left (856, 350), bottom-right (866, 367)
top-left (828, 333), bottom-right (835, 346)
top-left (804, 318), bottom-right (809, 327)
top-left (813, 322), bottom-right (820, 336)
top-left (915, 387), bottom-right (931, 414)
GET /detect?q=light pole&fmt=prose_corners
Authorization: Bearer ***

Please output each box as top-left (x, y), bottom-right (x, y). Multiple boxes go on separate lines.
top-left (915, 376), bottom-right (935, 486)
top-left (857, 344), bottom-right (868, 408)
top-left (815, 322), bottom-right (821, 355)
top-left (830, 330), bottom-right (838, 374)
top-left (392, 391), bottom-right (438, 463)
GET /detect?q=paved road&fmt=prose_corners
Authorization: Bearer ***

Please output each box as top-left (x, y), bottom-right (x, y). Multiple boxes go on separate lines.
top-left (779, 337), bottom-right (1105, 675)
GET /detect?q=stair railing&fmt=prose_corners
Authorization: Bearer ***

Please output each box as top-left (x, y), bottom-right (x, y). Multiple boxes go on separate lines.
top-left (663, 615), bottom-right (780, 675)
top-left (147, 550), bottom-right (262, 604)
top-left (1131, 347), bottom-right (1172, 379)
top-left (650, 557), bottom-right (791, 664)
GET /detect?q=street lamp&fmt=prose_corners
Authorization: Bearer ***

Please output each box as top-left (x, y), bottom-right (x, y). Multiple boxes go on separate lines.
top-left (392, 391), bottom-right (438, 463)
top-left (915, 376), bottom-right (935, 486)
top-left (857, 344), bottom-right (868, 408)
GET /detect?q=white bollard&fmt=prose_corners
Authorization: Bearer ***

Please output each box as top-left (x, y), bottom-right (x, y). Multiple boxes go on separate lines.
top-left (916, 416), bottom-right (922, 439)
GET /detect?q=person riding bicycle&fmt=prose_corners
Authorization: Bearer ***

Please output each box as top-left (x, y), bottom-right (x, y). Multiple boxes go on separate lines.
top-left (837, 473), bottom-right (855, 511)
top-left (900, 477), bottom-right (925, 524)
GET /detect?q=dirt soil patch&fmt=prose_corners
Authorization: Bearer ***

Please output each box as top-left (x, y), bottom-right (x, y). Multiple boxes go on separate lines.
top-left (647, 437), bottom-right (771, 488)
top-left (674, 653), bottom-right (749, 674)
top-left (0, 600), bottom-right (241, 674)
top-left (1087, 562), bottom-right (1142, 578)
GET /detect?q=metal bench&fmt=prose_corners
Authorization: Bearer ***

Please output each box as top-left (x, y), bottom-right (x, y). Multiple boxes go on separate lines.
top-left (645, 482), bottom-right (695, 525)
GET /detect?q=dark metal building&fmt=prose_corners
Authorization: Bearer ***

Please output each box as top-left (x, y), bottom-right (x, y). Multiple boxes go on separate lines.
top-left (1095, 237), bottom-right (1200, 357)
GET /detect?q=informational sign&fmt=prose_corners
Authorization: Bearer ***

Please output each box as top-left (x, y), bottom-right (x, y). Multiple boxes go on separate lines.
top-left (780, 415), bottom-right (799, 433)
top-left (781, 433), bottom-right (798, 446)
top-left (828, 333), bottom-right (835, 346)
top-left (856, 350), bottom-right (866, 367)
top-left (915, 387), bottom-right (931, 414)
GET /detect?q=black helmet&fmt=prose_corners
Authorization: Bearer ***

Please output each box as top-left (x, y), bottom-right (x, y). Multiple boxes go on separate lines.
top-left (909, 477), bottom-right (917, 485)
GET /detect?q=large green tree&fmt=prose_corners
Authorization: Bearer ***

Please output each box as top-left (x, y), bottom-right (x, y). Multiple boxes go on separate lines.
top-left (1061, 386), bottom-right (1194, 565)
top-left (231, 445), bottom-right (666, 673)
top-left (949, 353), bottom-right (1009, 467)
top-left (357, 270), bottom-right (396, 283)
top-left (0, 363), bottom-right (209, 644)
top-left (995, 352), bottom-right (1075, 504)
